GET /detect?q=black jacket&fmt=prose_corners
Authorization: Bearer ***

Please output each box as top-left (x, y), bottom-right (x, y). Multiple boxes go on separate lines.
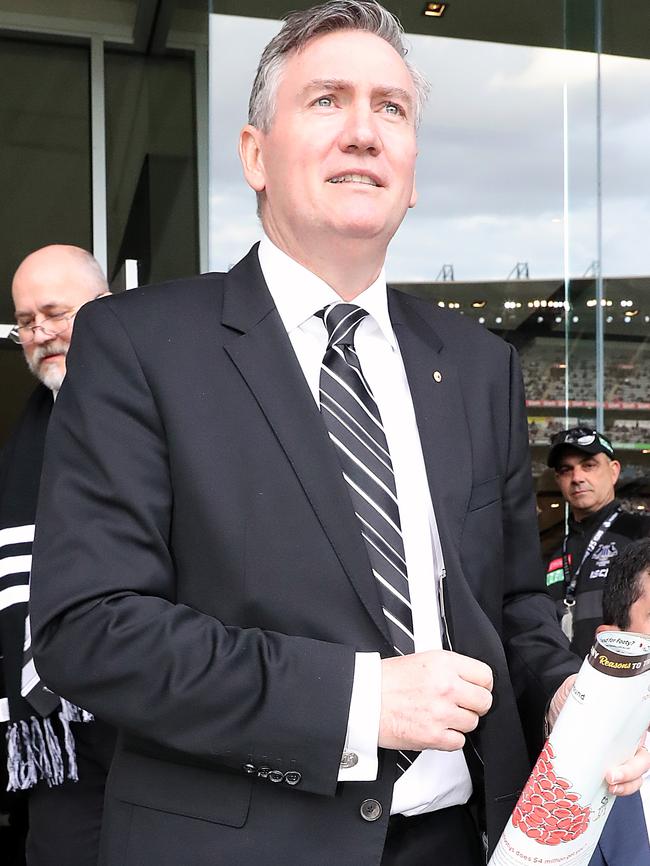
top-left (546, 499), bottom-right (650, 660)
top-left (30, 248), bottom-right (579, 865)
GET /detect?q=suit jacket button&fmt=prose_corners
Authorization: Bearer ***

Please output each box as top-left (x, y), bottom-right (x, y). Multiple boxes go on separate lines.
top-left (360, 799), bottom-right (383, 822)
top-left (243, 763), bottom-right (257, 775)
top-left (269, 769), bottom-right (284, 783)
top-left (284, 771), bottom-right (302, 786)
top-left (340, 751), bottom-right (359, 769)
top-left (257, 766), bottom-right (271, 779)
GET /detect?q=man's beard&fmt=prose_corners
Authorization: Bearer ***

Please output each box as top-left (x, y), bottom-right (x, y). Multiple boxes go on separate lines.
top-left (27, 340), bottom-right (67, 392)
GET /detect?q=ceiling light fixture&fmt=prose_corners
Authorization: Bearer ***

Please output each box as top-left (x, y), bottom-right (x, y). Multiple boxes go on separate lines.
top-left (424, 2), bottom-right (447, 17)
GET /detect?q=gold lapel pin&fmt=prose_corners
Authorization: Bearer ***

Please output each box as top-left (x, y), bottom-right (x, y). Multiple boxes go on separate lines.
top-left (432, 371), bottom-right (442, 383)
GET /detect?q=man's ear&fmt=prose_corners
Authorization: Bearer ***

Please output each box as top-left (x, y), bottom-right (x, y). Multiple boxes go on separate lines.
top-left (610, 459), bottom-right (621, 486)
top-left (239, 125), bottom-right (266, 193)
top-left (408, 168), bottom-right (417, 209)
top-left (596, 623), bottom-right (619, 635)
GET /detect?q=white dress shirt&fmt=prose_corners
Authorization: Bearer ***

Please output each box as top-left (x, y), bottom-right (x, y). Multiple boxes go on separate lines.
top-left (257, 236), bottom-right (472, 815)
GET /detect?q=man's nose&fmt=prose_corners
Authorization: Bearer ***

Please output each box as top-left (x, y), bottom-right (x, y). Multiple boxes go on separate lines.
top-left (31, 324), bottom-right (52, 345)
top-left (339, 105), bottom-right (381, 154)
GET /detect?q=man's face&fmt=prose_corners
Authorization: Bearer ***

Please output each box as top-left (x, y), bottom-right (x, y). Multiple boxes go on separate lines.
top-left (554, 449), bottom-right (620, 520)
top-left (12, 253), bottom-right (100, 392)
top-left (241, 29), bottom-right (418, 259)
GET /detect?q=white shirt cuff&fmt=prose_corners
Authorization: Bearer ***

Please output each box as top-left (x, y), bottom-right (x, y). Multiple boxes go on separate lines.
top-left (337, 651), bottom-right (381, 781)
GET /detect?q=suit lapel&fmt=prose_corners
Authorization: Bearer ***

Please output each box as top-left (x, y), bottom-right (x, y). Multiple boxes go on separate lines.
top-left (220, 249), bottom-right (392, 647)
top-left (388, 289), bottom-right (472, 552)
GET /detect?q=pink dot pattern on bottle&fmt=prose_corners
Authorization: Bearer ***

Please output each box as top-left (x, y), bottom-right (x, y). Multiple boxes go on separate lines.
top-left (511, 741), bottom-right (591, 846)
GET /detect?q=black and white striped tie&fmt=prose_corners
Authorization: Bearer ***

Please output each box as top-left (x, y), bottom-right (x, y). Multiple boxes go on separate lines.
top-left (318, 303), bottom-right (417, 774)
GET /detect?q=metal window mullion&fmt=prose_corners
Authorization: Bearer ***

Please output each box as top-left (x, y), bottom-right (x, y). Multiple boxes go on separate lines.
top-left (562, 82), bottom-right (570, 433)
top-left (90, 34), bottom-right (108, 276)
top-left (594, 0), bottom-right (605, 431)
top-left (194, 45), bottom-right (209, 274)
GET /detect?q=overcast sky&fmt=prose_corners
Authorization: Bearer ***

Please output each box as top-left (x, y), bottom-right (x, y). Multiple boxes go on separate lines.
top-left (208, 14), bottom-right (650, 283)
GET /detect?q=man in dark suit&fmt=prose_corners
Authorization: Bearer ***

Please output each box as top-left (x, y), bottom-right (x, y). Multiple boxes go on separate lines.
top-left (28, 3), bottom-right (649, 865)
top-left (1, 245), bottom-right (115, 865)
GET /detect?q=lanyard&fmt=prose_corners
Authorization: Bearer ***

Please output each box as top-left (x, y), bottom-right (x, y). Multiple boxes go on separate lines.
top-left (561, 507), bottom-right (620, 607)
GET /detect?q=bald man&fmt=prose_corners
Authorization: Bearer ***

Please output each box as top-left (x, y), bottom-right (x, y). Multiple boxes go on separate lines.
top-left (1, 245), bottom-right (115, 866)
top-left (12, 244), bottom-right (109, 392)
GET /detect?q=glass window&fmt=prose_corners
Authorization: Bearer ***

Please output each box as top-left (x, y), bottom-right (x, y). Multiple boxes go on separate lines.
top-left (105, 51), bottom-right (198, 286)
top-left (601, 50), bottom-right (650, 513)
top-left (0, 36), bottom-right (91, 444)
top-left (206, 4), bottom-right (649, 547)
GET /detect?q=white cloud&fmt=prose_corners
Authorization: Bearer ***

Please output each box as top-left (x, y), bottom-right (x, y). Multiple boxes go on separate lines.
top-left (208, 16), bottom-right (650, 283)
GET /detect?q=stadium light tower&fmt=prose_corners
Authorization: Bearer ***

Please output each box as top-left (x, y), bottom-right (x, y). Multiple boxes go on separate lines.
top-left (436, 264), bottom-right (455, 281)
top-left (507, 262), bottom-right (529, 279)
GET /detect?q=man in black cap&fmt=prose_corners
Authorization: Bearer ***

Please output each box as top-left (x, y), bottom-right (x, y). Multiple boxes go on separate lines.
top-left (546, 426), bottom-right (650, 660)
top-left (546, 431), bottom-right (650, 866)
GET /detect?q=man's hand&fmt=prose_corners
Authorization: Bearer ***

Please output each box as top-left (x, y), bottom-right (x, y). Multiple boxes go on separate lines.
top-left (606, 745), bottom-right (650, 796)
top-left (549, 675), bottom-right (650, 796)
top-left (547, 674), bottom-right (577, 730)
top-left (379, 649), bottom-right (493, 752)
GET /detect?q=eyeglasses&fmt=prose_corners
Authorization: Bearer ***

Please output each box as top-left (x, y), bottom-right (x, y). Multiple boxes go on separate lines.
top-left (9, 310), bottom-right (78, 345)
top-left (550, 427), bottom-right (599, 448)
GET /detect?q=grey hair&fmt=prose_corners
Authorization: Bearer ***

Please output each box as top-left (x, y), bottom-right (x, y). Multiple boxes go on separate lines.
top-left (248, 0), bottom-right (430, 132)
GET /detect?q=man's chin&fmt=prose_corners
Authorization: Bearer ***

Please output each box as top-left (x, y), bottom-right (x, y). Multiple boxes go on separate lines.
top-left (26, 344), bottom-right (67, 392)
top-left (35, 361), bottom-right (65, 393)
top-left (570, 496), bottom-right (597, 513)
top-left (328, 217), bottom-right (396, 243)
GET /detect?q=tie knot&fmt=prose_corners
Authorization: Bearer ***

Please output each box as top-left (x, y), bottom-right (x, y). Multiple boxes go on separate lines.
top-left (319, 303), bottom-right (369, 348)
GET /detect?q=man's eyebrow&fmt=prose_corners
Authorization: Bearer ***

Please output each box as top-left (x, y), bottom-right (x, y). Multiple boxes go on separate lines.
top-left (300, 78), bottom-right (352, 97)
top-left (15, 302), bottom-right (65, 319)
top-left (374, 85), bottom-right (414, 108)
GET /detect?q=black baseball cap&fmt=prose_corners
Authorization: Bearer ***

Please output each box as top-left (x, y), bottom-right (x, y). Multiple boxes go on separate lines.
top-left (547, 426), bottom-right (615, 468)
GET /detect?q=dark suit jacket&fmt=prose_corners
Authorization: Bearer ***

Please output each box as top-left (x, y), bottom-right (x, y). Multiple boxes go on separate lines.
top-left (589, 793), bottom-right (650, 866)
top-left (30, 247), bottom-right (579, 865)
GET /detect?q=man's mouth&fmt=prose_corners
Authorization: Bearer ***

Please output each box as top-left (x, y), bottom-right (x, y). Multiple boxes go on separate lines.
top-left (32, 342), bottom-right (67, 367)
top-left (327, 173), bottom-right (379, 186)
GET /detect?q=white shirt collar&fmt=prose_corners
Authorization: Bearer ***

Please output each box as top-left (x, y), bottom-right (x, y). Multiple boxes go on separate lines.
top-left (257, 235), bottom-right (397, 349)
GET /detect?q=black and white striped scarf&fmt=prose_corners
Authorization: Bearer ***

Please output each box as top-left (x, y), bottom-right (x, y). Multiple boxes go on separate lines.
top-left (1, 385), bottom-right (92, 791)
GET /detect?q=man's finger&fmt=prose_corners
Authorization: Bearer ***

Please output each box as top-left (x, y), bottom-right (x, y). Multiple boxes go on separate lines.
top-left (445, 706), bottom-right (481, 735)
top-left (547, 674), bottom-right (577, 730)
top-left (454, 679), bottom-right (494, 717)
top-left (606, 745), bottom-right (650, 794)
top-left (453, 652), bottom-right (494, 691)
top-left (436, 729), bottom-right (467, 752)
